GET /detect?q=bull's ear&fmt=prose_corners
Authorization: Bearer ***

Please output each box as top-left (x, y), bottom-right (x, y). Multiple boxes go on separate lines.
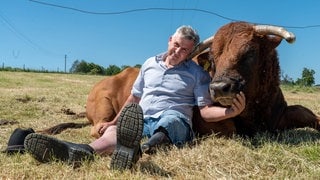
top-left (194, 50), bottom-right (212, 72)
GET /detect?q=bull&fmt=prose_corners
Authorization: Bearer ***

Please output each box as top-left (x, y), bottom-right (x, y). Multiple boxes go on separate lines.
top-left (197, 21), bottom-right (320, 137)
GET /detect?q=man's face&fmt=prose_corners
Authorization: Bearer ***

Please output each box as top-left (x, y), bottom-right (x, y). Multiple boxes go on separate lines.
top-left (167, 34), bottom-right (194, 65)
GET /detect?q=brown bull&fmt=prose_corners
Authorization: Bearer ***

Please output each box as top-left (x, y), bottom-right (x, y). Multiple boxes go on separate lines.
top-left (199, 21), bottom-right (320, 137)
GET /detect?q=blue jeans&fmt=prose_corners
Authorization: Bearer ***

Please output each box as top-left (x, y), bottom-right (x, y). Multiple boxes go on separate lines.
top-left (143, 110), bottom-right (193, 147)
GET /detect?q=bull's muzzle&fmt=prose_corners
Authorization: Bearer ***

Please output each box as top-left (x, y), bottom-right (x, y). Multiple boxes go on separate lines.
top-left (210, 78), bottom-right (244, 106)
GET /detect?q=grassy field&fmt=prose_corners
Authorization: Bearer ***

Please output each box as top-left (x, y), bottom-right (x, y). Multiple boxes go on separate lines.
top-left (0, 71), bottom-right (320, 179)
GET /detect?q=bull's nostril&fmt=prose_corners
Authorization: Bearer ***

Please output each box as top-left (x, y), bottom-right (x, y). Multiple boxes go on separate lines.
top-left (222, 84), bottom-right (231, 92)
top-left (210, 81), bottom-right (231, 96)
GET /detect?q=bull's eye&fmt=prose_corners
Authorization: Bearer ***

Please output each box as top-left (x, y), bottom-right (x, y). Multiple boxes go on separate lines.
top-left (244, 49), bottom-right (256, 64)
top-left (238, 49), bottom-right (256, 68)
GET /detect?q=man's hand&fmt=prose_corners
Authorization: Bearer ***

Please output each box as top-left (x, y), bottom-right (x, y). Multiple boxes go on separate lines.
top-left (97, 121), bottom-right (116, 135)
top-left (226, 91), bottom-right (246, 117)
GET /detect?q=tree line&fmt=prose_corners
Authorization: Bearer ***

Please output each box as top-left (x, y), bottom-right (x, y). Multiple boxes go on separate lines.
top-left (69, 60), bottom-right (141, 76)
top-left (0, 60), bottom-right (317, 86)
top-left (281, 67), bottom-right (316, 86)
top-left (70, 60), bottom-right (317, 86)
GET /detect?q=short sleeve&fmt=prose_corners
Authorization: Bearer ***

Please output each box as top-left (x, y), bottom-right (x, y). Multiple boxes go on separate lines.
top-left (194, 70), bottom-right (212, 106)
top-left (131, 68), bottom-right (144, 98)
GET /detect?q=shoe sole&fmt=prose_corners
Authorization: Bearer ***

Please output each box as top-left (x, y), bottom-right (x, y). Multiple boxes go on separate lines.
top-left (24, 133), bottom-right (93, 166)
top-left (110, 103), bottom-right (143, 171)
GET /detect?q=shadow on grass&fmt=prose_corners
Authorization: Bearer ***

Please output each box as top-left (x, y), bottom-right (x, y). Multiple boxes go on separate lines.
top-left (139, 158), bottom-right (173, 177)
top-left (191, 127), bottom-right (320, 149)
top-left (246, 127), bottom-right (320, 148)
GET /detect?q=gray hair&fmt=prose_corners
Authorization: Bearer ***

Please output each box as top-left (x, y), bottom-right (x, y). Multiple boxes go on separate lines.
top-left (173, 25), bottom-right (200, 49)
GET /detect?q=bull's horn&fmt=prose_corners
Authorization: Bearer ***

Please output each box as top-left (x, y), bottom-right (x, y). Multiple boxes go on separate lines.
top-left (253, 25), bottom-right (296, 43)
top-left (189, 36), bottom-right (214, 59)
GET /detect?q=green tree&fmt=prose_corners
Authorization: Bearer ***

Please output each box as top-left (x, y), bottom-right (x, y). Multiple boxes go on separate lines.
top-left (70, 60), bottom-right (106, 75)
top-left (105, 65), bottom-right (121, 75)
top-left (70, 60), bottom-right (90, 73)
top-left (134, 64), bottom-right (142, 68)
top-left (121, 64), bottom-right (141, 71)
top-left (88, 62), bottom-right (106, 75)
top-left (121, 65), bottom-right (131, 71)
top-left (296, 67), bottom-right (315, 86)
top-left (69, 60), bottom-right (80, 73)
top-left (281, 71), bottom-right (294, 85)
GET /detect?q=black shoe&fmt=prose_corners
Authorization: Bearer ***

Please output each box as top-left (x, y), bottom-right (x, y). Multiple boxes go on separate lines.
top-left (110, 103), bottom-right (143, 171)
top-left (2, 128), bottom-right (35, 155)
top-left (141, 131), bottom-right (171, 154)
top-left (141, 143), bottom-right (155, 154)
top-left (24, 133), bottom-right (94, 167)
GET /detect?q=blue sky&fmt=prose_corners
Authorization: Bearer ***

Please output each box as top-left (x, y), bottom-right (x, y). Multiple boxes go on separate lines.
top-left (1, 0), bottom-right (320, 84)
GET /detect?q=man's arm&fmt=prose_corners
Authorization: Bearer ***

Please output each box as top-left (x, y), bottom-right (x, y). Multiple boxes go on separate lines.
top-left (199, 92), bottom-right (245, 122)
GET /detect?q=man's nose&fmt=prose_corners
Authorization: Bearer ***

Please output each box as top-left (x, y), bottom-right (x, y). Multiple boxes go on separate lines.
top-left (175, 47), bottom-right (183, 54)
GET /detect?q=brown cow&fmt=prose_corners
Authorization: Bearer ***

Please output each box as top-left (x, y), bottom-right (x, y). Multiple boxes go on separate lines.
top-left (86, 67), bottom-right (140, 138)
top-left (198, 21), bottom-right (320, 137)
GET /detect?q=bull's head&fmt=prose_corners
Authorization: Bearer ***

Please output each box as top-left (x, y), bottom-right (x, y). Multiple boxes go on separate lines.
top-left (209, 22), bottom-right (295, 106)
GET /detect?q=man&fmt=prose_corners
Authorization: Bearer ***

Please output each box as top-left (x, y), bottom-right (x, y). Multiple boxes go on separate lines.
top-left (24, 25), bottom-right (246, 170)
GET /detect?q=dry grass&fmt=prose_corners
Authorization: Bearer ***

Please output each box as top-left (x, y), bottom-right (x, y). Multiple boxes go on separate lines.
top-left (1, 71), bottom-right (320, 179)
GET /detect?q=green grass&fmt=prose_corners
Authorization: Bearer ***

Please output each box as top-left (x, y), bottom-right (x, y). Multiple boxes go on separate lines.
top-left (1, 72), bottom-right (320, 179)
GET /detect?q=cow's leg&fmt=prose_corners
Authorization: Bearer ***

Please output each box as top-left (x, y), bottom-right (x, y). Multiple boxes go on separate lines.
top-left (276, 105), bottom-right (320, 131)
top-left (90, 97), bottom-right (116, 138)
